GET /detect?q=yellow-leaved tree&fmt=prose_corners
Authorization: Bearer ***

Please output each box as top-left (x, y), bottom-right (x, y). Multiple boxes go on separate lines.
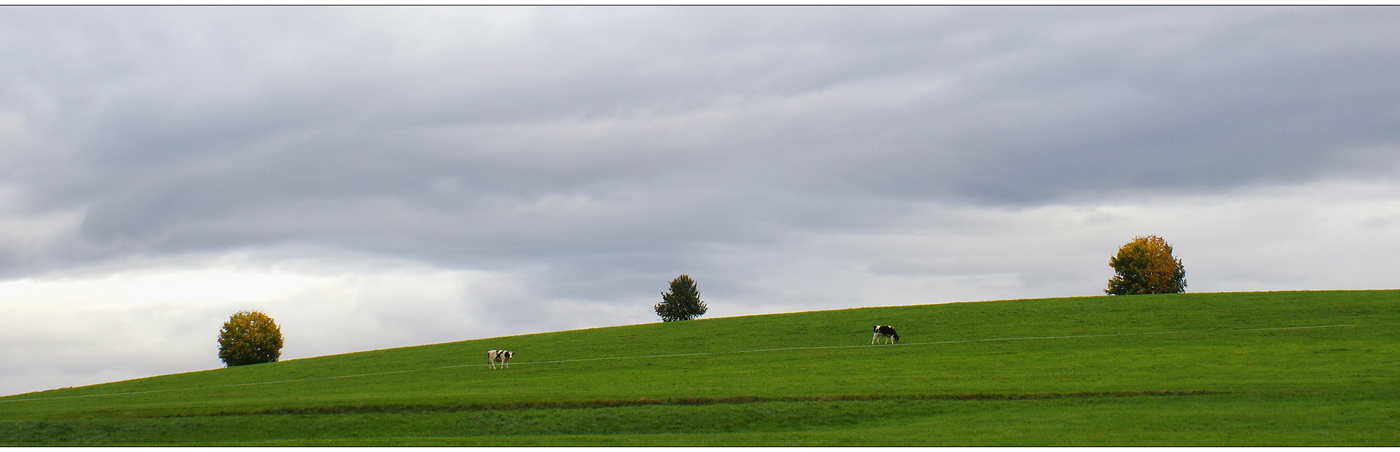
top-left (1106, 235), bottom-right (1187, 295)
top-left (217, 310), bottom-right (283, 366)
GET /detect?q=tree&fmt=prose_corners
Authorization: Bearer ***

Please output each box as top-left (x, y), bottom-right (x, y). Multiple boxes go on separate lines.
top-left (655, 274), bottom-right (708, 322)
top-left (1106, 235), bottom-right (1187, 295)
top-left (217, 310), bottom-right (283, 366)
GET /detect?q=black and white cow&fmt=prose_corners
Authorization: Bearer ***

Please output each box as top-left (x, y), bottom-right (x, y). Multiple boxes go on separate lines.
top-left (487, 349), bottom-right (513, 369)
top-left (871, 325), bottom-right (899, 344)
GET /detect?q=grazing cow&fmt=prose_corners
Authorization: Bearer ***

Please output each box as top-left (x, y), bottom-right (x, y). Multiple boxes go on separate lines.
top-left (487, 349), bottom-right (513, 369)
top-left (872, 325), bottom-right (899, 344)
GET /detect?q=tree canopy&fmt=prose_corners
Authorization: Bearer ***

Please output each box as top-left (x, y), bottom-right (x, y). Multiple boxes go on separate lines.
top-left (1106, 235), bottom-right (1187, 295)
top-left (217, 310), bottom-right (284, 366)
top-left (655, 274), bottom-right (708, 322)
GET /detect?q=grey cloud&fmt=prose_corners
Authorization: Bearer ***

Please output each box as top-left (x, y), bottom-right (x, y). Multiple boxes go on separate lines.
top-left (14, 7), bottom-right (1398, 213)
top-left (800, 7), bottom-right (1400, 203)
top-left (5, 8), bottom-right (1398, 254)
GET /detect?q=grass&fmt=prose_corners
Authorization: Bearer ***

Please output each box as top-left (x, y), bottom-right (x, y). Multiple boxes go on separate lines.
top-left (2, 290), bottom-right (1399, 445)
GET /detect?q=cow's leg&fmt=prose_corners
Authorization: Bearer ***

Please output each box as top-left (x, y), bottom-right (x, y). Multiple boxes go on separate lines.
top-left (872, 332), bottom-right (878, 344)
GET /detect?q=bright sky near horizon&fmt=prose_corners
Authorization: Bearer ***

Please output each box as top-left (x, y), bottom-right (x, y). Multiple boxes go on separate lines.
top-left (3, 6), bottom-right (1399, 396)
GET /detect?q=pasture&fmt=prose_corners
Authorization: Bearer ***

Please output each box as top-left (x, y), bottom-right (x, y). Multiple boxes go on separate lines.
top-left (2, 290), bottom-right (1398, 445)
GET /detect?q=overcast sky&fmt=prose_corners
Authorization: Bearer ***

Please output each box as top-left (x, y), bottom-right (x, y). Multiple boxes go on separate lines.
top-left (2, 6), bottom-right (1399, 396)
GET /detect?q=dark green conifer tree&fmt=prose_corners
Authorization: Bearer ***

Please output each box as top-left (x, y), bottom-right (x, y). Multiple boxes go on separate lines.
top-left (655, 274), bottom-right (707, 322)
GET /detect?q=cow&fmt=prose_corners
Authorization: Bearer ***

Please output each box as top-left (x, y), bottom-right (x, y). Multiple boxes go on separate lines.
top-left (872, 325), bottom-right (899, 344)
top-left (487, 349), bottom-right (513, 369)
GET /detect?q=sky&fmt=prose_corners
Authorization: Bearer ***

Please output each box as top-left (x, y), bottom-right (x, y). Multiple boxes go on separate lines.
top-left (2, 6), bottom-right (1399, 396)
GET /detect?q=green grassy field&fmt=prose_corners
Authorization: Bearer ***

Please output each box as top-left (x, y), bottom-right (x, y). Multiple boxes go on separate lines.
top-left (3, 290), bottom-right (1398, 445)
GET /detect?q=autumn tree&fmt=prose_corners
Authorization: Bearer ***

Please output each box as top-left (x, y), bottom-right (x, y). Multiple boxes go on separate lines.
top-left (217, 310), bottom-right (284, 366)
top-left (655, 274), bottom-right (708, 322)
top-left (1106, 235), bottom-right (1187, 295)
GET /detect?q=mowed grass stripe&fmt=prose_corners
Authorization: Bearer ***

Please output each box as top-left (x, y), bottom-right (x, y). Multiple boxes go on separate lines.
top-left (734, 322), bottom-right (1357, 354)
top-left (2, 321), bottom-right (1356, 405)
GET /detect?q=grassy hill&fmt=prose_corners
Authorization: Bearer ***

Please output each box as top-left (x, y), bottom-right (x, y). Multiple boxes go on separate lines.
top-left (2, 290), bottom-right (1398, 445)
